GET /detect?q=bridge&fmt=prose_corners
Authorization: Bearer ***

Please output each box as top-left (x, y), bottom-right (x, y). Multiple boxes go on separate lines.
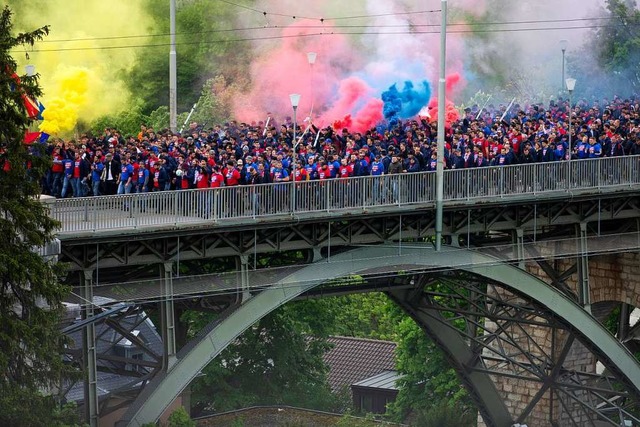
top-left (50, 156), bottom-right (640, 427)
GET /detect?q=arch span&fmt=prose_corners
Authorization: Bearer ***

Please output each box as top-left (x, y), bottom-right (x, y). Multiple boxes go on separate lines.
top-left (121, 244), bottom-right (640, 427)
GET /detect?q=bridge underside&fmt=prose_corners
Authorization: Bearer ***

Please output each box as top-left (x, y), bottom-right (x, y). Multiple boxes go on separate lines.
top-left (103, 244), bottom-right (640, 427)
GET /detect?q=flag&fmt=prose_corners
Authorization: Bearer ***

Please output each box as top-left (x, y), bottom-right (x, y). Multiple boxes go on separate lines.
top-left (22, 94), bottom-right (40, 119)
top-left (37, 101), bottom-right (45, 121)
top-left (6, 66), bottom-right (43, 120)
top-left (24, 131), bottom-right (41, 144)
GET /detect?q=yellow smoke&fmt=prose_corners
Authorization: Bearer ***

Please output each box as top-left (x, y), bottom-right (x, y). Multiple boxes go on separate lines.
top-left (10, 0), bottom-right (153, 135)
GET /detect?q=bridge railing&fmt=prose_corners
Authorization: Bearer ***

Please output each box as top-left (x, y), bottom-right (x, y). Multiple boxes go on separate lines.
top-left (51, 156), bottom-right (640, 234)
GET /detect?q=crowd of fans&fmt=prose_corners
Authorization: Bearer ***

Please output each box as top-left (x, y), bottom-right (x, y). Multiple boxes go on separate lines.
top-left (42, 94), bottom-right (640, 200)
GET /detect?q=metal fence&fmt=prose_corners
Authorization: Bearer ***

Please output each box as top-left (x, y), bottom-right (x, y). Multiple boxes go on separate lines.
top-left (51, 156), bottom-right (640, 234)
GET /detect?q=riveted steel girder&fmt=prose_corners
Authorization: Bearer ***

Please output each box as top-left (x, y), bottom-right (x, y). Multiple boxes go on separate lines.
top-left (118, 244), bottom-right (640, 427)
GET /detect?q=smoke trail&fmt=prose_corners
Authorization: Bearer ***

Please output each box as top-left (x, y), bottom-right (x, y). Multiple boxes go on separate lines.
top-left (9, 0), bottom-right (152, 135)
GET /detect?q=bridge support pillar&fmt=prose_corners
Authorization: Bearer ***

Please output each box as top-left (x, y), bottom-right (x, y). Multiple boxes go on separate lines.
top-left (514, 228), bottom-right (525, 269)
top-left (578, 222), bottom-right (591, 312)
top-left (81, 269), bottom-right (99, 427)
top-left (237, 255), bottom-right (251, 303)
top-left (312, 247), bottom-right (324, 263)
top-left (161, 262), bottom-right (177, 370)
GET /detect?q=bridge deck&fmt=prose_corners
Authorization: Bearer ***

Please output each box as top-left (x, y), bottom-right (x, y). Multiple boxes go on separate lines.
top-left (51, 156), bottom-right (640, 239)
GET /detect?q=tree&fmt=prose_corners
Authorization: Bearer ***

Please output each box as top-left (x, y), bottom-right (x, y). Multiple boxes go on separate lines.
top-left (125, 0), bottom-right (252, 114)
top-left (186, 300), bottom-right (341, 416)
top-left (322, 293), bottom-right (473, 424)
top-left (0, 6), bottom-right (75, 425)
top-left (593, 0), bottom-right (640, 90)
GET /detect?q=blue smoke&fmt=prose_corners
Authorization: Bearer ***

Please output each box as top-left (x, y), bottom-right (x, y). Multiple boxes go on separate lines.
top-left (381, 81), bottom-right (431, 128)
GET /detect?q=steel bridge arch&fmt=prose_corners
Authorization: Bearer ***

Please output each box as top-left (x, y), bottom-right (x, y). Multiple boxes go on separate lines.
top-left (120, 244), bottom-right (640, 427)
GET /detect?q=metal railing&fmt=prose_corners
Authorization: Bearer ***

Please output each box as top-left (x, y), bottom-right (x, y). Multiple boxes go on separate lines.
top-left (51, 156), bottom-right (640, 235)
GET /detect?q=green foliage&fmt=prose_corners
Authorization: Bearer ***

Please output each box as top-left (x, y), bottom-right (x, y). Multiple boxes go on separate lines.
top-left (324, 293), bottom-right (402, 341)
top-left (567, 0), bottom-right (640, 98)
top-left (0, 6), bottom-right (79, 425)
top-left (385, 308), bottom-right (472, 423)
top-left (89, 102), bottom-right (150, 136)
top-left (603, 305), bottom-right (622, 335)
top-left (188, 300), bottom-right (342, 416)
top-left (147, 105), bottom-right (170, 132)
top-left (126, 0), bottom-right (252, 114)
top-left (0, 388), bottom-right (86, 427)
top-left (409, 401), bottom-right (476, 427)
top-left (335, 412), bottom-right (380, 427)
top-left (595, 1), bottom-right (640, 81)
top-left (167, 406), bottom-right (195, 427)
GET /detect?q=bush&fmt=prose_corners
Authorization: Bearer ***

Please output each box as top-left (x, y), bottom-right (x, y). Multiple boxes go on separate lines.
top-left (410, 401), bottom-right (475, 427)
top-left (167, 406), bottom-right (195, 427)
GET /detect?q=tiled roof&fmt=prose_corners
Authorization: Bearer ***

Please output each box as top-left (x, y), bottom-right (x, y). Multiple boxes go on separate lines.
top-left (323, 336), bottom-right (397, 393)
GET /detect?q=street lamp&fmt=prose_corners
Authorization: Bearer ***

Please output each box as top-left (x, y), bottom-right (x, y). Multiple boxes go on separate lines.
top-left (560, 39), bottom-right (568, 92)
top-left (565, 77), bottom-right (576, 160)
top-left (169, 0), bottom-right (177, 133)
top-left (307, 52), bottom-right (317, 118)
top-left (289, 93), bottom-right (301, 212)
top-left (307, 52), bottom-right (316, 66)
top-left (435, 0), bottom-right (447, 252)
top-left (25, 64), bottom-right (36, 76)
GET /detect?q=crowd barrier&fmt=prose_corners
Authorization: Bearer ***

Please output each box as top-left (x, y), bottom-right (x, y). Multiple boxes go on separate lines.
top-left (51, 155), bottom-right (640, 234)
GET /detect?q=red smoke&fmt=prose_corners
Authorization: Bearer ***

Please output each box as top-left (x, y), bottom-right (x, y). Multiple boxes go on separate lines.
top-left (426, 73), bottom-right (462, 126)
top-left (427, 99), bottom-right (460, 127)
top-left (319, 77), bottom-right (372, 126)
top-left (352, 99), bottom-right (384, 133)
top-left (333, 116), bottom-right (352, 130)
top-left (232, 20), bottom-right (358, 123)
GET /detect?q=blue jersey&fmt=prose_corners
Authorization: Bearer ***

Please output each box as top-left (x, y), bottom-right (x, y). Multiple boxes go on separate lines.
top-left (120, 163), bottom-right (134, 181)
top-left (91, 162), bottom-right (104, 182)
top-left (370, 161), bottom-right (384, 176)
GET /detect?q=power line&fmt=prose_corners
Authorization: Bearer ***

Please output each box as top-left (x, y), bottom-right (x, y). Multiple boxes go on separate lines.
top-left (17, 23), bottom-right (629, 53)
top-left (39, 16), bottom-right (615, 44)
top-left (217, 0), bottom-right (439, 22)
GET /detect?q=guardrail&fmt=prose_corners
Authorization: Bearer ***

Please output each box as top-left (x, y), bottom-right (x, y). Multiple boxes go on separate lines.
top-left (50, 156), bottom-right (640, 235)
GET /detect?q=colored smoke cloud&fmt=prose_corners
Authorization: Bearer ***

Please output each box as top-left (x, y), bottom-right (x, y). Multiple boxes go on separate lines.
top-left (9, 0), bottom-right (152, 135)
top-left (382, 81), bottom-right (432, 127)
top-left (231, 0), bottom-right (472, 131)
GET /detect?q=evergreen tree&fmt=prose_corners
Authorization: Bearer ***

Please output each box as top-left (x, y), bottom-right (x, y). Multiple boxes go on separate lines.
top-left (0, 6), bottom-right (75, 426)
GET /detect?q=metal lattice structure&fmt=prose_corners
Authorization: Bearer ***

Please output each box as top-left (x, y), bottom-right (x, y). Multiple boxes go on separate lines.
top-left (109, 245), bottom-right (640, 427)
top-left (387, 273), bottom-right (639, 427)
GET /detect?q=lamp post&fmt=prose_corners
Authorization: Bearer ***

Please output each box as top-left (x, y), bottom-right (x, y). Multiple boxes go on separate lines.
top-left (560, 39), bottom-right (568, 92)
top-left (289, 93), bottom-right (301, 213)
top-left (307, 52), bottom-right (316, 118)
top-left (169, 0), bottom-right (177, 133)
top-left (435, 0), bottom-right (447, 252)
top-left (565, 77), bottom-right (576, 160)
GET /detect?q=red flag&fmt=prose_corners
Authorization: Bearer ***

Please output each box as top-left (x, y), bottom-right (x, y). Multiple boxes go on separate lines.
top-left (24, 131), bottom-right (41, 144)
top-left (6, 66), bottom-right (41, 119)
top-left (22, 95), bottom-right (40, 119)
